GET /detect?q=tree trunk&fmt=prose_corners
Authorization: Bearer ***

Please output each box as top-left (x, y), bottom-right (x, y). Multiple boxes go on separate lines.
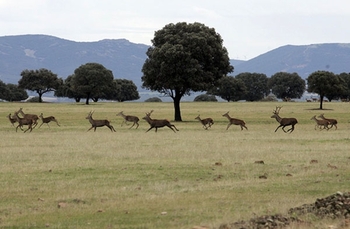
top-left (173, 95), bottom-right (182, 121)
top-left (319, 95), bottom-right (324, 109)
top-left (85, 93), bottom-right (90, 105)
top-left (38, 93), bottom-right (43, 103)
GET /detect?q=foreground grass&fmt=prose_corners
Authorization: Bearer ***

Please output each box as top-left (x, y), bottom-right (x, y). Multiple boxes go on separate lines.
top-left (0, 101), bottom-right (349, 228)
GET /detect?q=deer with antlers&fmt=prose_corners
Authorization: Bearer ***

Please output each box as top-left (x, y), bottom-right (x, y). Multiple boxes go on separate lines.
top-left (85, 111), bottom-right (116, 132)
top-left (116, 111), bottom-right (139, 129)
top-left (222, 111), bottom-right (247, 131)
top-left (310, 115), bottom-right (330, 130)
top-left (39, 113), bottom-right (60, 129)
top-left (17, 108), bottom-right (39, 128)
top-left (13, 111), bottom-right (34, 133)
top-left (142, 110), bottom-right (179, 133)
top-left (195, 115), bottom-right (214, 130)
top-left (318, 113), bottom-right (337, 130)
top-left (270, 106), bottom-right (298, 133)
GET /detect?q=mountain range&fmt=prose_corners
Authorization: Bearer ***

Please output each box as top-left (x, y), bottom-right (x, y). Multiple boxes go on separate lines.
top-left (0, 35), bottom-right (349, 98)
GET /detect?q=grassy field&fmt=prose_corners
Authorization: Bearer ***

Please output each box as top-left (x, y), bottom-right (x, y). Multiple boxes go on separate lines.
top-left (0, 101), bottom-right (349, 229)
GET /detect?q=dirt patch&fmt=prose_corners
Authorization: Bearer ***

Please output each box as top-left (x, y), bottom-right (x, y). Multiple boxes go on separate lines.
top-left (218, 191), bottom-right (350, 229)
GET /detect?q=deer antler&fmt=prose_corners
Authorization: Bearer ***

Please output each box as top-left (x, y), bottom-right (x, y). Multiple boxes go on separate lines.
top-left (273, 106), bottom-right (282, 114)
top-left (146, 110), bottom-right (154, 117)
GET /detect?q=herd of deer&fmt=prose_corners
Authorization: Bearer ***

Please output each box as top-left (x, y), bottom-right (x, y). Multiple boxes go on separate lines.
top-left (8, 107), bottom-right (338, 133)
top-left (8, 108), bottom-right (60, 133)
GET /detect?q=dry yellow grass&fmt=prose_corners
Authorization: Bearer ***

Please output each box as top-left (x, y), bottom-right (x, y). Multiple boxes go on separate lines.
top-left (0, 101), bottom-right (349, 228)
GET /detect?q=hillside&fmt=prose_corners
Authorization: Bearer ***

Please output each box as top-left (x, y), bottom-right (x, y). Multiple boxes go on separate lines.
top-left (0, 35), bottom-right (349, 94)
top-left (0, 35), bottom-right (149, 89)
top-left (233, 43), bottom-right (350, 78)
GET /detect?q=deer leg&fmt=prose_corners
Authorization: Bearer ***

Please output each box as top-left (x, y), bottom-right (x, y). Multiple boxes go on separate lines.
top-left (135, 122), bottom-right (139, 129)
top-left (87, 126), bottom-right (94, 132)
top-left (226, 124), bottom-right (231, 130)
top-left (129, 122), bottom-right (135, 129)
top-left (274, 125), bottom-right (282, 132)
top-left (145, 126), bottom-right (154, 133)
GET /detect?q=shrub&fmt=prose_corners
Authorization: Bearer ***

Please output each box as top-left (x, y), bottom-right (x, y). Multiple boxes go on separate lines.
top-left (194, 94), bottom-right (217, 102)
top-left (145, 97), bottom-right (162, 102)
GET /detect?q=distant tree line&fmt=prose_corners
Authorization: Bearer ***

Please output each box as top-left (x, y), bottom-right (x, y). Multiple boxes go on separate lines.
top-left (0, 63), bottom-right (140, 104)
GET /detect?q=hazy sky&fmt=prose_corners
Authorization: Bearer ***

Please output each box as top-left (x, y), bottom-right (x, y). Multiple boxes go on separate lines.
top-left (1, 0), bottom-right (349, 60)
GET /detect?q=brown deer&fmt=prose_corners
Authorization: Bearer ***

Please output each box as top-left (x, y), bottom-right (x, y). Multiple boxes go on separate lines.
top-left (311, 115), bottom-right (330, 130)
top-left (116, 111), bottom-right (139, 129)
top-left (7, 113), bottom-right (17, 126)
top-left (85, 111), bottom-right (116, 132)
top-left (13, 111), bottom-right (34, 133)
top-left (142, 110), bottom-right (179, 133)
top-left (270, 106), bottom-right (297, 133)
top-left (17, 107), bottom-right (39, 128)
top-left (318, 113), bottom-right (337, 130)
top-left (195, 115), bottom-right (214, 130)
top-left (222, 111), bottom-right (247, 131)
top-left (39, 113), bottom-right (60, 129)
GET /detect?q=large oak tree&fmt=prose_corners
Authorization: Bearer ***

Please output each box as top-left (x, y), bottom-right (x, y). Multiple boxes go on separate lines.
top-left (307, 70), bottom-right (346, 109)
top-left (73, 63), bottom-right (115, 105)
top-left (18, 68), bottom-right (62, 102)
top-left (142, 22), bottom-right (233, 121)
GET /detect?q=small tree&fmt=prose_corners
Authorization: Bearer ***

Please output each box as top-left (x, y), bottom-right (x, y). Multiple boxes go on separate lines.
top-left (112, 79), bottom-right (140, 102)
top-left (142, 22), bottom-right (233, 121)
top-left (193, 94), bottom-right (218, 102)
top-left (307, 70), bottom-right (346, 109)
top-left (73, 63), bottom-right (115, 105)
top-left (18, 68), bottom-right (62, 102)
top-left (268, 72), bottom-right (305, 99)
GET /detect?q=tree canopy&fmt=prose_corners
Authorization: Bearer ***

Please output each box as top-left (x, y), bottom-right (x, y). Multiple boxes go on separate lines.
top-left (142, 22), bottom-right (233, 121)
top-left (111, 79), bottom-right (140, 102)
top-left (208, 76), bottom-right (247, 102)
top-left (338, 72), bottom-right (350, 101)
top-left (307, 70), bottom-right (346, 109)
top-left (268, 72), bottom-right (305, 99)
top-left (73, 63), bottom-right (115, 104)
top-left (18, 68), bottom-right (62, 102)
top-left (235, 72), bottom-right (269, 101)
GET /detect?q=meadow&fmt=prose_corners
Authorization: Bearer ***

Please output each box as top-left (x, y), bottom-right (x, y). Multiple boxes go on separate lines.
top-left (0, 101), bottom-right (349, 229)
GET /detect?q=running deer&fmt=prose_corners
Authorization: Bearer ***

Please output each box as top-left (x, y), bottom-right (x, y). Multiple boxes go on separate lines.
top-left (270, 106), bottom-right (298, 133)
top-left (7, 113), bottom-right (17, 126)
top-left (116, 111), bottom-right (139, 129)
top-left (142, 110), bottom-right (179, 133)
top-left (318, 113), bottom-right (337, 130)
top-left (17, 107), bottom-right (39, 128)
top-left (195, 115), bottom-right (214, 130)
top-left (13, 111), bottom-right (34, 133)
top-left (222, 111), bottom-right (247, 130)
top-left (85, 111), bottom-right (116, 132)
top-left (311, 115), bottom-right (330, 130)
top-left (39, 113), bottom-right (60, 129)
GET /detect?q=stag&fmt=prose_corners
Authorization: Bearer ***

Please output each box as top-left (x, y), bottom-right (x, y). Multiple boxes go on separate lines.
top-left (17, 108), bottom-right (39, 128)
top-left (142, 110), bottom-right (179, 133)
top-left (116, 111), bottom-right (139, 129)
top-left (39, 113), bottom-right (60, 129)
top-left (85, 111), bottom-right (116, 132)
top-left (195, 115), bottom-right (214, 130)
top-left (270, 106), bottom-right (298, 133)
top-left (311, 115), bottom-right (330, 130)
top-left (222, 111), bottom-right (247, 131)
top-left (318, 113), bottom-right (337, 130)
top-left (13, 111), bottom-right (34, 133)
